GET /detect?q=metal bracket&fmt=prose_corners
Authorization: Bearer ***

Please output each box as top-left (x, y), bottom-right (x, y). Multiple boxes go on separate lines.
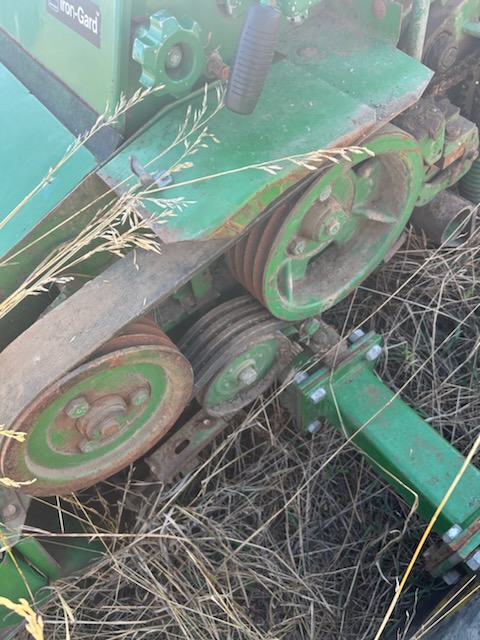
top-left (130, 155), bottom-right (173, 190)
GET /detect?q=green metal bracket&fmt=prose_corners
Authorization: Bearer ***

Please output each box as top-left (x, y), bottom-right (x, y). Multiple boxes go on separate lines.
top-left (0, 489), bottom-right (105, 633)
top-left (282, 331), bottom-right (480, 578)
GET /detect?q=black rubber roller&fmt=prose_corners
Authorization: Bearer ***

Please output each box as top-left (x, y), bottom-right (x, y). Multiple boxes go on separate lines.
top-left (226, 3), bottom-right (282, 115)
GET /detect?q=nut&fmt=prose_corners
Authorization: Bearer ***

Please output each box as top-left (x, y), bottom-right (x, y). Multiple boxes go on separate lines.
top-left (289, 238), bottom-right (307, 256)
top-left (2, 503), bottom-right (17, 521)
top-left (442, 569), bottom-right (461, 585)
top-left (166, 45), bottom-right (183, 70)
top-left (442, 523), bottom-right (462, 544)
top-left (310, 388), bottom-right (326, 404)
top-left (466, 549), bottom-right (480, 572)
top-left (307, 420), bottom-right (322, 434)
top-left (365, 345), bottom-right (382, 361)
top-left (130, 387), bottom-right (151, 407)
top-left (238, 366), bottom-right (257, 386)
top-left (65, 396), bottom-right (90, 419)
top-left (294, 371), bottom-right (309, 385)
top-left (324, 219), bottom-right (341, 236)
top-left (78, 439), bottom-right (102, 454)
top-left (348, 329), bottom-right (365, 343)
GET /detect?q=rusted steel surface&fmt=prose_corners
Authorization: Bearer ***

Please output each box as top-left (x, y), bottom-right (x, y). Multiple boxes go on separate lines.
top-left (426, 519), bottom-right (480, 574)
top-left (146, 410), bottom-right (227, 484)
top-left (1, 320), bottom-right (193, 496)
top-left (0, 240), bottom-right (228, 438)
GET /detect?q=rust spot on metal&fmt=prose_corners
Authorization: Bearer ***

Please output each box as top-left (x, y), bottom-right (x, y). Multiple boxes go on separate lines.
top-left (426, 518), bottom-right (480, 572)
top-left (1, 317), bottom-right (193, 496)
top-left (145, 410), bottom-right (228, 483)
top-left (206, 52), bottom-right (230, 82)
top-left (372, 0), bottom-right (388, 20)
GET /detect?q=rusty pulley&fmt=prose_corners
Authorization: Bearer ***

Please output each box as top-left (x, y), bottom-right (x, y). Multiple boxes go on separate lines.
top-left (0, 317), bottom-right (193, 496)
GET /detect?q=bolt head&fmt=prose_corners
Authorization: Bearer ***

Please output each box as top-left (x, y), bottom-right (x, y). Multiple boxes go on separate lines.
top-left (130, 387), bottom-right (151, 407)
top-left (310, 387), bottom-right (326, 404)
top-left (442, 569), bottom-right (461, 585)
top-left (324, 220), bottom-right (341, 236)
top-left (2, 503), bottom-right (17, 521)
top-left (289, 238), bottom-right (307, 256)
top-left (166, 45), bottom-right (183, 69)
top-left (238, 366), bottom-right (257, 386)
top-left (65, 397), bottom-right (90, 419)
top-left (349, 329), bottom-right (365, 344)
top-left (294, 371), bottom-right (309, 385)
top-left (78, 439), bottom-right (102, 454)
top-left (318, 186), bottom-right (332, 202)
top-left (307, 420), bottom-right (322, 434)
top-left (466, 549), bottom-right (480, 572)
top-left (442, 523), bottom-right (462, 544)
top-left (365, 345), bottom-right (382, 362)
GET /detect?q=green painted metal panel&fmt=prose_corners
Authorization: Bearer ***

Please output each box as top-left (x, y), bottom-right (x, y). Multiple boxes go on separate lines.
top-left (0, 65), bottom-right (96, 261)
top-left (100, 35), bottom-right (430, 242)
top-left (100, 60), bottom-right (375, 243)
top-left (0, 1), bottom-right (131, 117)
top-left (0, 1), bottom-right (247, 130)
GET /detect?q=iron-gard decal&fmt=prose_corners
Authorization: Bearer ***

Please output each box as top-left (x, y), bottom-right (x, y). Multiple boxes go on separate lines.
top-left (47, 0), bottom-right (101, 48)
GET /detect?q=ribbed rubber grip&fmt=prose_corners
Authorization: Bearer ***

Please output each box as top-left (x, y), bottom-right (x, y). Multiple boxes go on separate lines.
top-left (226, 3), bottom-right (282, 115)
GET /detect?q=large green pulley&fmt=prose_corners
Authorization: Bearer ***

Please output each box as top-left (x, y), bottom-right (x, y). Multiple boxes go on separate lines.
top-left (0, 318), bottom-right (193, 496)
top-left (228, 125), bottom-right (423, 320)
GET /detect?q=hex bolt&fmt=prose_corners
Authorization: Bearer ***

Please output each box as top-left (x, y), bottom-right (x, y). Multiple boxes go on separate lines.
top-left (365, 344), bottom-right (383, 362)
top-left (165, 45), bottom-right (183, 70)
top-left (2, 503), bottom-right (17, 521)
top-left (238, 366), bottom-right (258, 386)
top-left (442, 568), bottom-right (461, 586)
top-left (130, 387), bottom-right (151, 407)
top-left (307, 420), bottom-right (322, 434)
top-left (324, 219), bottom-right (341, 236)
top-left (466, 549), bottom-right (480, 572)
top-left (445, 121), bottom-right (462, 140)
top-left (318, 186), bottom-right (332, 202)
top-left (442, 523), bottom-right (462, 544)
top-left (65, 396), bottom-right (90, 419)
top-left (348, 329), bottom-right (365, 343)
top-left (310, 387), bottom-right (326, 404)
top-left (78, 439), bottom-right (101, 454)
top-left (294, 371), bottom-right (309, 385)
top-left (289, 238), bottom-right (307, 256)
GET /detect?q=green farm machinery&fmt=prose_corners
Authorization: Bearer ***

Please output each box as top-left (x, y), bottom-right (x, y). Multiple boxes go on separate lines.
top-left (1, 0), bottom-right (480, 635)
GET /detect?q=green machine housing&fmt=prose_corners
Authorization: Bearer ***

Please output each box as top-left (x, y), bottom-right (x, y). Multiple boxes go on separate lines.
top-left (1, 0), bottom-right (480, 634)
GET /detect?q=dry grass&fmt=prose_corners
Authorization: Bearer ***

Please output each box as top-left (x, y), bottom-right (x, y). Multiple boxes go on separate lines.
top-left (12, 223), bottom-right (479, 640)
